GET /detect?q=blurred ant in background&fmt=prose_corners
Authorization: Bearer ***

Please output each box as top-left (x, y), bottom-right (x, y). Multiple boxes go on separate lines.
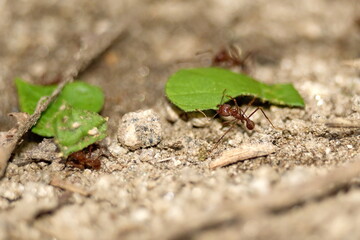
top-left (211, 45), bottom-right (254, 74)
top-left (177, 44), bottom-right (255, 74)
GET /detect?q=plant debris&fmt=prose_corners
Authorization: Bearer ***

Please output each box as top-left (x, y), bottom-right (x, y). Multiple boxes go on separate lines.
top-left (210, 143), bottom-right (277, 169)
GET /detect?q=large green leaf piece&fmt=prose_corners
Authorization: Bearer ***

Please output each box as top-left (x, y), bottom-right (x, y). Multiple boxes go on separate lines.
top-left (15, 79), bottom-right (104, 136)
top-left (165, 68), bottom-right (305, 112)
top-left (15, 78), bottom-right (107, 157)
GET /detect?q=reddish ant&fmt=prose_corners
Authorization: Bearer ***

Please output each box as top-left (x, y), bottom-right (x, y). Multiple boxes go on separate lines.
top-left (176, 45), bottom-right (253, 73)
top-left (66, 144), bottom-right (102, 170)
top-left (209, 90), bottom-right (275, 151)
top-left (38, 73), bottom-right (63, 85)
top-left (211, 45), bottom-right (254, 73)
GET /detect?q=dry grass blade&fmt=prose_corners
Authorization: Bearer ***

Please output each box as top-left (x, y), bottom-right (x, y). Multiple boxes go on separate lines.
top-left (50, 177), bottom-right (90, 196)
top-left (325, 118), bottom-right (360, 128)
top-left (0, 113), bottom-right (29, 176)
top-left (342, 59), bottom-right (360, 69)
top-left (210, 143), bottom-right (277, 169)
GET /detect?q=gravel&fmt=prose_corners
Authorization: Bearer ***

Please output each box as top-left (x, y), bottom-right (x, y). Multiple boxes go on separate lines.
top-left (117, 109), bottom-right (163, 150)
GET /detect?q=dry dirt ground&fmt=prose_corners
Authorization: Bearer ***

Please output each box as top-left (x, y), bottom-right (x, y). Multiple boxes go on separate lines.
top-left (0, 0), bottom-right (360, 239)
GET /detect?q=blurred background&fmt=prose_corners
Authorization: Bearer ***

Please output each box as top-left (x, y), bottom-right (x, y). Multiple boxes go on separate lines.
top-left (0, 1), bottom-right (360, 239)
top-left (0, 0), bottom-right (359, 130)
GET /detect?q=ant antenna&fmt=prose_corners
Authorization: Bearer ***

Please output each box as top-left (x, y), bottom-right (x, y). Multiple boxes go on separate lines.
top-left (212, 89), bottom-right (229, 119)
top-left (219, 89), bottom-right (227, 105)
top-left (195, 109), bottom-right (209, 119)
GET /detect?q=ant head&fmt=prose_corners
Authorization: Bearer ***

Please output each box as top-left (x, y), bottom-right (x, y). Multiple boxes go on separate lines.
top-left (213, 49), bottom-right (228, 62)
top-left (217, 104), bottom-right (231, 117)
top-left (246, 119), bottom-right (255, 130)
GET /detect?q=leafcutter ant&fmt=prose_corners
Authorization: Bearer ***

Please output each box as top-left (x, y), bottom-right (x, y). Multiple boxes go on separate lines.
top-left (66, 144), bottom-right (102, 170)
top-left (177, 45), bottom-right (254, 74)
top-left (208, 90), bottom-right (275, 151)
top-left (211, 45), bottom-right (254, 74)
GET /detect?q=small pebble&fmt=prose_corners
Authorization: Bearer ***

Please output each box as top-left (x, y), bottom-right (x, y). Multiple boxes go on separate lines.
top-left (118, 109), bottom-right (163, 150)
top-left (188, 111), bottom-right (210, 128)
top-left (108, 142), bottom-right (128, 157)
top-left (162, 101), bottom-right (181, 123)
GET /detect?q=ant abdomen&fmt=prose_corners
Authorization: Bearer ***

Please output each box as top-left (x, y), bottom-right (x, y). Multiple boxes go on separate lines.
top-left (246, 119), bottom-right (255, 130)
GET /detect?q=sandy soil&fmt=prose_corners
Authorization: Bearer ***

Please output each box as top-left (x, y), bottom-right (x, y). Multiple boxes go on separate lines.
top-left (0, 0), bottom-right (360, 239)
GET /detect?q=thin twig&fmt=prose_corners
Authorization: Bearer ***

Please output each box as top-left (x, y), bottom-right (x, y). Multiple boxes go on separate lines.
top-left (0, 22), bottom-right (128, 178)
top-left (325, 118), bottom-right (360, 128)
top-left (210, 143), bottom-right (277, 169)
top-left (342, 59), bottom-right (360, 69)
top-left (50, 177), bottom-right (90, 196)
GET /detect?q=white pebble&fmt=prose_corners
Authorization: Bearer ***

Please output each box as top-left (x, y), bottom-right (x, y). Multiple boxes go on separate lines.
top-left (117, 109), bottom-right (162, 150)
top-left (88, 127), bottom-right (99, 136)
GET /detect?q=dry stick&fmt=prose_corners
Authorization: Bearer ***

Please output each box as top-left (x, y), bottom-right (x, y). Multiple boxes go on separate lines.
top-left (0, 23), bottom-right (127, 178)
top-left (168, 155), bottom-right (360, 239)
top-left (342, 58), bottom-right (360, 69)
top-left (50, 177), bottom-right (90, 196)
top-left (325, 118), bottom-right (360, 128)
top-left (210, 143), bottom-right (277, 169)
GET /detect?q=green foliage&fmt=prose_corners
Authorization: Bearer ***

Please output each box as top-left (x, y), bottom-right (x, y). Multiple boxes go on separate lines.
top-left (15, 79), bottom-right (104, 136)
top-left (53, 102), bottom-right (107, 157)
top-left (15, 78), bottom-right (107, 157)
top-left (165, 68), bottom-right (305, 112)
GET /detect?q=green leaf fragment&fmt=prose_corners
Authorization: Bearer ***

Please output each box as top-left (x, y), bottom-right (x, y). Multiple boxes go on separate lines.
top-left (15, 78), bottom-right (107, 157)
top-left (165, 68), bottom-right (305, 112)
top-left (15, 78), bottom-right (105, 136)
top-left (53, 102), bottom-right (107, 157)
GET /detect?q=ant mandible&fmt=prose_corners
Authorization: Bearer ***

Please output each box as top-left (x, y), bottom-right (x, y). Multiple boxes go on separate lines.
top-left (210, 89), bottom-right (276, 151)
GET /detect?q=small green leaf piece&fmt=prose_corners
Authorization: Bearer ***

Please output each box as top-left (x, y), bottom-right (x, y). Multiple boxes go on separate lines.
top-left (15, 78), bottom-right (105, 136)
top-left (53, 102), bottom-right (107, 157)
top-left (165, 68), bottom-right (305, 112)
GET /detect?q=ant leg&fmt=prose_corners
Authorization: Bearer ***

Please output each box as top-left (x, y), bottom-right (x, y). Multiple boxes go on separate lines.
top-left (243, 97), bottom-right (256, 115)
top-left (195, 49), bottom-right (213, 56)
top-left (221, 119), bottom-right (235, 126)
top-left (228, 45), bottom-right (240, 59)
top-left (247, 107), bottom-right (276, 129)
top-left (240, 51), bottom-right (253, 73)
top-left (210, 121), bottom-right (236, 152)
top-left (177, 49), bottom-right (213, 65)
